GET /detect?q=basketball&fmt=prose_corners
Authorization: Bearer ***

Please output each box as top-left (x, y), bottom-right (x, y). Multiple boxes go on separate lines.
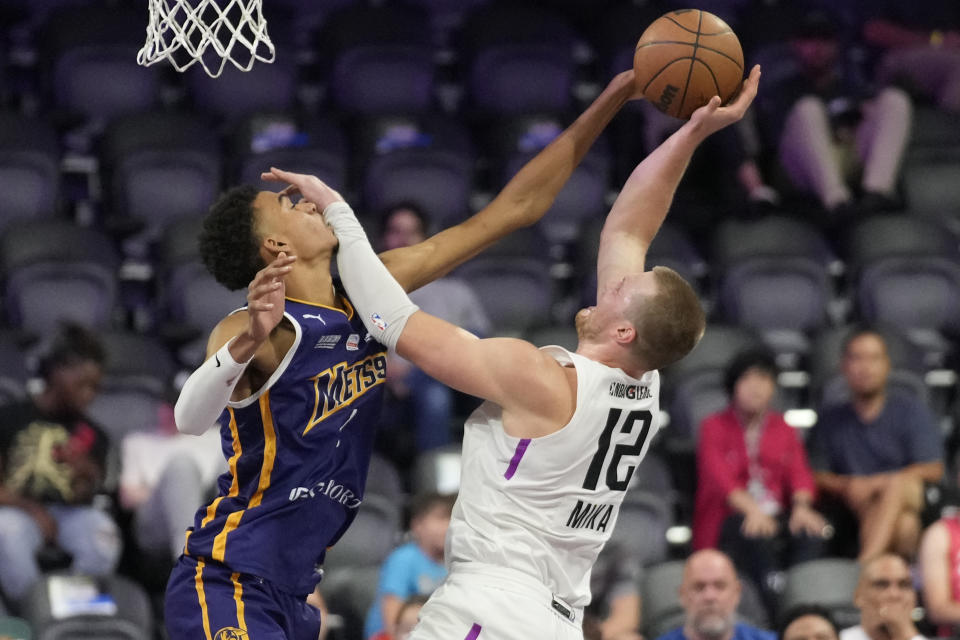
top-left (634, 9), bottom-right (744, 119)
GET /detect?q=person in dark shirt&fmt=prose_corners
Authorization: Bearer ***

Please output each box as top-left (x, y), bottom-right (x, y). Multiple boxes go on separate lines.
top-left (808, 326), bottom-right (943, 561)
top-left (755, 9), bottom-right (912, 218)
top-left (860, 0), bottom-right (960, 112)
top-left (0, 324), bottom-right (120, 608)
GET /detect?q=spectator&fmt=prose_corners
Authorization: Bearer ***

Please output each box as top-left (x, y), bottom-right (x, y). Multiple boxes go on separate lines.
top-left (586, 537), bottom-right (643, 640)
top-left (779, 604), bottom-right (841, 640)
top-left (394, 595), bottom-right (429, 640)
top-left (118, 403), bottom-right (225, 561)
top-left (375, 203), bottom-right (491, 461)
top-left (808, 327), bottom-right (943, 561)
top-left (364, 493), bottom-right (454, 639)
top-left (756, 9), bottom-right (912, 218)
top-left (0, 324), bottom-right (121, 608)
top-left (655, 549), bottom-right (776, 640)
top-left (861, 0), bottom-right (960, 113)
top-left (842, 553), bottom-right (926, 640)
top-left (918, 489), bottom-right (960, 635)
top-left (695, 347), bottom-right (828, 615)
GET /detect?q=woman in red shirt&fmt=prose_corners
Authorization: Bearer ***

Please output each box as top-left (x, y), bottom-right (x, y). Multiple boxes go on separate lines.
top-left (694, 347), bottom-right (829, 616)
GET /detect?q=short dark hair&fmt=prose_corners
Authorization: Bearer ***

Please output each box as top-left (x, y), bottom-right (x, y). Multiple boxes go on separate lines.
top-left (199, 185), bottom-right (264, 291)
top-left (841, 324), bottom-right (888, 358)
top-left (409, 492), bottom-right (456, 522)
top-left (378, 201), bottom-right (432, 237)
top-left (630, 266), bottom-right (706, 371)
top-left (38, 323), bottom-right (106, 380)
top-left (724, 346), bottom-right (778, 396)
top-left (777, 604), bottom-right (839, 640)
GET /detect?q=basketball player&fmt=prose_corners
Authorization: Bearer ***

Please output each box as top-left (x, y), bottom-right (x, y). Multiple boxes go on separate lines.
top-left (292, 65), bottom-right (761, 640)
top-left (163, 68), bottom-right (649, 640)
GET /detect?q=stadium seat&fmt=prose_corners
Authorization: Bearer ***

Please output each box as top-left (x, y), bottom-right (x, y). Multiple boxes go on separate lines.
top-left (360, 114), bottom-right (475, 229)
top-left (780, 558), bottom-right (860, 628)
top-left (187, 58), bottom-right (299, 120)
top-left (322, 494), bottom-right (401, 573)
top-left (318, 565), bottom-right (380, 640)
top-left (0, 112), bottom-right (60, 232)
top-left (412, 445), bottom-right (462, 496)
top-left (492, 115), bottom-right (612, 245)
top-left (456, 256), bottom-right (554, 335)
top-left (460, 3), bottom-right (579, 115)
top-left (318, 4), bottom-right (437, 115)
top-left (100, 111), bottom-right (221, 243)
top-left (85, 331), bottom-right (176, 442)
top-left (0, 220), bottom-right (119, 336)
top-left (0, 331), bottom-right (29, 404)
top-left (156, 216), bottom-right (244, 367)
top-left (233, 113), bottom-right (349, 192)
top-left (662, 325), bottom-right (762, 450)
top-left (39, 3), bottom-right (159, 121)
top-left (21, 573), bottom-right (152, 640)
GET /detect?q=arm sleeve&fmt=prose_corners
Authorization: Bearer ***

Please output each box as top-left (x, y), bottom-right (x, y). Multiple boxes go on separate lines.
top-left (325, 202), bottom-right (419, 350)
top-left (173, 339), bottom-right (251, 436)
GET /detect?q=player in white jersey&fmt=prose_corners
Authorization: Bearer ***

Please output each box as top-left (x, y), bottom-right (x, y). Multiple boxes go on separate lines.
top-left (273, 65), bottom-right (761, 640)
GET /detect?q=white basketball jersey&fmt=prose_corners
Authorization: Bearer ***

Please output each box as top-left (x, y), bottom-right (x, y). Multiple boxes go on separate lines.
top-left (445, 345), bottom-right (661, 608)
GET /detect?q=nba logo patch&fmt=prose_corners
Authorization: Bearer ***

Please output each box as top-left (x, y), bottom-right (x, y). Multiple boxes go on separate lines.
top-left (346, 334), bottom-right (360, 351)
top-left (370, 313), bottom-right (388, 332)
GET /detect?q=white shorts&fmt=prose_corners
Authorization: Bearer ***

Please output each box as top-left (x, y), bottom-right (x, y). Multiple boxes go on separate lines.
top-left (409, 562), bottom-right (584, 640)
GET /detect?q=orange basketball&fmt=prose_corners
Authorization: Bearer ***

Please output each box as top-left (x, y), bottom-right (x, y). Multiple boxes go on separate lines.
top-left (634, 9), bottom-right (744, 119)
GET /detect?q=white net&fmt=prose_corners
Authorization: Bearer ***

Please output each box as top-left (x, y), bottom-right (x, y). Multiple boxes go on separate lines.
top-left (137, 0), bottom-right (275, 78)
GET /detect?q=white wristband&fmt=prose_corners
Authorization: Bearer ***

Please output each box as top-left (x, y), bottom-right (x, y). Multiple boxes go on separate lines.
top-left (174, 339), bottom-right (252, 435)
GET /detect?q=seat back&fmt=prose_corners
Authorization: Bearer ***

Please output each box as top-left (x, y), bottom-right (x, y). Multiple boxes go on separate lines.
top-left (781, 559), bottom-right (860, 627)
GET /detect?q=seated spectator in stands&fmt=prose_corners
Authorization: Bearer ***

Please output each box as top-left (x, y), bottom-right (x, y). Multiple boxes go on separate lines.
top-left (695, 347), bottom-right (828, 615)
top-left (375, 203), bottom-right (491, 463)
top-left (842, 553), bottom-right (926, 640)
top-left (365, 493), bottom-right (454, 639)
top-left (586, 537), bottom-right (643, 640)
top-left (118, 403), bottom-right (225, 561)
top-left (655, 549), bottom-right (776, 640)
top-left (808, 327), bottom-right (943, 561)
top-left (918, 482), bottom-right (960, 635)
top-left (756, 9), bottom-right (912, 218)
top-left (779, 604), bottom-right (841, 640)
top-left (861, 0), bottom-right (960, 113)
top-left (0, 324), bottom-right (122, 608)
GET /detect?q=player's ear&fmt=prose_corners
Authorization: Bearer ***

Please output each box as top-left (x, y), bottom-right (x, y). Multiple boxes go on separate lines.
top-left (613, 322), bottom-right (636, 345)
top-left (261, 235), bottom-right (289, 259)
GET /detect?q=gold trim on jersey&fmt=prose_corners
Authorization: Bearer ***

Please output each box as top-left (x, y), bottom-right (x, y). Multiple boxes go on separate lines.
top-left (212, 393), bottom-right (278, 562)
top-left (231, 572), bottom-right (247, 631)
top-left (195, 559), bottom-right (213, 640)
top-left (303, 352), bottom-right (387, 436)
top-left (191, 408), bottom-right (242, 558)
top-left (285, 295), bottom-right (355, 320)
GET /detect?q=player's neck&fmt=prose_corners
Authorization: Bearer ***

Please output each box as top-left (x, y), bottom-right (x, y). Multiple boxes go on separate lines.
top-left (284, 259), bottom-right (339, 309)
top-left (575, 341), bottom-right (646, 378)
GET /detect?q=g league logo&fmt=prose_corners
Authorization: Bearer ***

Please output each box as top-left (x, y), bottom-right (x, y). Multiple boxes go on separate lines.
top-left (214, 628), bottom-right (249, 640)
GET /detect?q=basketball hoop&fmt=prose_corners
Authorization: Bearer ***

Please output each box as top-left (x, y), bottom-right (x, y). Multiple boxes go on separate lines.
top-left (137, 0), bottom-right (275, 78)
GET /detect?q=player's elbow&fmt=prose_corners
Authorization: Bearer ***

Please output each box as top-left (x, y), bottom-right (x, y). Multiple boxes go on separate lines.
top-left (173, 399), bottom-right (212, 436)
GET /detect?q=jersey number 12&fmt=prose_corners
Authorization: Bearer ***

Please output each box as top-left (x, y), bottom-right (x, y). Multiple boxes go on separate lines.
top-left (582, 409), bottom-right (653, 491)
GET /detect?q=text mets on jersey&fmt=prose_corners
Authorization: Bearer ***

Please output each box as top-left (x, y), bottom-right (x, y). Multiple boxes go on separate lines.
top-left (608, 382), bottom-right (651, 400)
top-left (304, 353), bottom-right (387, 435)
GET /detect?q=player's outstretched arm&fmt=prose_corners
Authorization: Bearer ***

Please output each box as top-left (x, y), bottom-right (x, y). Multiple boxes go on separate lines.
top-left (327, 202), bottom-right (573, 435)
top-left (262, 72), bottom-right (635, 293)
top-left (174, 253), bottom-right (295, 435)
top-left (595, 65), bottom-right (760, 295)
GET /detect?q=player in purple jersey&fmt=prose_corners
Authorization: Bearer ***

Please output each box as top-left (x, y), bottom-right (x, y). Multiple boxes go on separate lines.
top-left (164, 69), bottom-right (649, 640)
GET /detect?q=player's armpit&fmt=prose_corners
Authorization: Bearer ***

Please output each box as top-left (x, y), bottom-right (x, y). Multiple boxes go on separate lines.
top-left (395, 312), bottom-right (575, 433)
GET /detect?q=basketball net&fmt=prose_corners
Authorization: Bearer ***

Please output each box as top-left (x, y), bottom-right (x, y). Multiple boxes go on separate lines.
top-left (137, 0), bottom-right (275, 78)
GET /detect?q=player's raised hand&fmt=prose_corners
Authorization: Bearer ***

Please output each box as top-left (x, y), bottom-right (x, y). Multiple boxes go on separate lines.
top-left (260, 167), bottom-right (344, 211)
top-left (686, 64), bottom-right (761, 139)
top-left (246, 252), bottom-right (296, 343)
